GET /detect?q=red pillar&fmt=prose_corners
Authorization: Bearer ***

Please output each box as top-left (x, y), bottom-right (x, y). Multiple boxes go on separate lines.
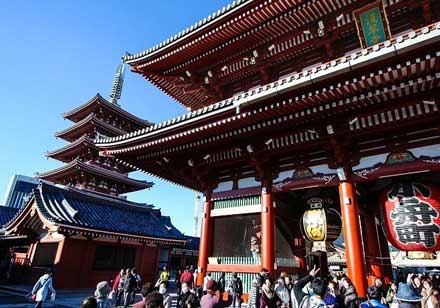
top-left (339, 181), bottom-right (367, 297)
top-left (361, 214), bottom-right (383, 286)
top-left (261, 181), bottom-right (275, 275)
top-left (197, 191), bottom-right (212, 286)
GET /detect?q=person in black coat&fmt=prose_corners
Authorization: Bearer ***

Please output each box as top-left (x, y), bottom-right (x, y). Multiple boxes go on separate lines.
top-left (292, 265), bottom-right (321, 308)
top-left (124, 268), bottom-right (137, 307)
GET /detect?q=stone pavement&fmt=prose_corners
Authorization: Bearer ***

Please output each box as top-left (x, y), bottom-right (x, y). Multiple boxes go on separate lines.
top-left (0, 284), bottom-right (180, 308)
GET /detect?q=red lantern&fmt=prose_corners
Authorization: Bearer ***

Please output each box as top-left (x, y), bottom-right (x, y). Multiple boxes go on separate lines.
top-left (381, 183), bottom-right (440, 251)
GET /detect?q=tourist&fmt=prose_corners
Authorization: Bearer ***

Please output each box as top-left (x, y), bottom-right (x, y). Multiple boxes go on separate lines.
top-left (81, 296), bottom-right (98, 308)
top-left (386, 282), bottom-right (399, 308)
top-left (176, 269), bottom-right (183, 294)
top-left (228, 272), bottom-right (243, 308)
top-left (145, 291), bottom-right (164, 308)
top-left (161, 266), bottom-right (170, 282)
top-left (248, 277), bottom-right (262, 308)
top-left (31, 269), bottom-right (56, 308)
top-left (200, 279), bottom-right (233, 308)
top-left (133, 268), bottom-right (142, 291)
top-left (218, 273), bottom-right (226, 294)
top-left (325, 280), bottom-right (338, 308)
top-left (285, 276), bottom-right (294, 294)
top-left (94, 281), bottom-right (113, 308)
top-left (159, 281), bottom-right (171, 308)
top-left (395, 282), bottom-right (423, 308)
top-left (124, 268), bottom-right (137, 307)
top-left (180, 266), bottom-right (195, 290)
top-left (421, 279), bottom-right (439, 308)
top-left (260, 278), bottom-right (278, 308)
top-left (409, 275), bottom-right (423, 296)
top-left (260, 268), bottom-right (270, 284)
top-left (360, 286), bottom-right (388, 308)
top-left (112, 269), bottom-right (125, 307)
top-left (134, 283), bottom-right (155, 308)
top-left (374, 278), bottom-right (387, 304)
top-left (292, 265), bottom-right (321, 308)
top-left (340, 277), bottom-right (358, 308)
top-left (275, 277), bottom-right (290, 308)
top-left (177, 282), bottom-right (199, 308)
top-left (203, 272), bottom-right (213, 294)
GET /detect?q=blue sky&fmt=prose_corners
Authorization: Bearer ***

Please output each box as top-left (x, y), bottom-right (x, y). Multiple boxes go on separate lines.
top-left (0, 0), bottom-right (231, 235)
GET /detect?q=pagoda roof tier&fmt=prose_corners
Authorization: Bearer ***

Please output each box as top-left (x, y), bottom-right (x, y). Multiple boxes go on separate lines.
top-left (37, 159), bottom-right (153, 192)
top-left (97, 23), bottom-right (440, 190)
top-left (3, 181), bottom-right (185, 245)
top-left (46, 136), bottom-right (98, 162)
top-left (55, 113), bottom-right (127, 142)
top-left (124, 0), bottom-right (427, 110)
top-left (63, 94), bottom-right (154, 128)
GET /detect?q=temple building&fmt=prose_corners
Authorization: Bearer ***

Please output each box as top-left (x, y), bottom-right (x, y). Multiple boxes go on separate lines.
top-left (0, 63), bottom-right (192, 288)
top-left (97, 0), bottom-right (440, 296)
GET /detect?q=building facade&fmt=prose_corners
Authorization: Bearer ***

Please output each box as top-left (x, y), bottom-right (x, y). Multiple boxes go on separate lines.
top-left (97, 0), bottom-right (440, 296)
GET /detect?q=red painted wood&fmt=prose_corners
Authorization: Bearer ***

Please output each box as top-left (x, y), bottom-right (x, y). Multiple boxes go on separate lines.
top-left (261, 184), bottom-right (275, 276)
top-left (206, 264), bottom-right (261, 273)
top-left (197, 194), bottom-right (212, 286)
top-left (339, 181), bottom-right (367, 297)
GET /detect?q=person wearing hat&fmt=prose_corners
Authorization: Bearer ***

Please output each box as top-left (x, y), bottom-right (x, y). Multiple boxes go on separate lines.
top-left (94, 281), bottom-right (113, 308)
top-left (395, 282), bottom-right (423, 308)
top-left (200, 279), bottom-right (233, 308)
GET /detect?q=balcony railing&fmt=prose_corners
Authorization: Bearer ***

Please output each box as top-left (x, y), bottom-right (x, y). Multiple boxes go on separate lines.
top-left (209, 256), bottom-right (260, 265)
top-left (212, 195), bottom-right (261, 210)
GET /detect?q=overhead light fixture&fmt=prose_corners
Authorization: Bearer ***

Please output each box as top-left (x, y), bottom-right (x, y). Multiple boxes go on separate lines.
top-left (253, 50), bottom-right (259, 57)
top-left (349, 117), bottom-right (359, 125)
top-left (155, 160), bottom-right (162, 165)
top-left (179, 76), bottom-right (185, 81)
top-left (326, 124), bottom-right (335, 135)
top-left (336, 14), bottom-right (344, 22)
top-left (250, 57), bottom-right (256, 65)
top-left (188, 159), bottom-right (194, 167)
top-left (307, 129), bottom-right (316, 134)
top-left (268, 44), bottom-right (275, 51)
top-left (204, 76), bottom-right (209, 84)
top-left (203, 154), bottom-right (211, 160)
top-left (221, 66), bottom-right (228, 72)
top-left (423, 100), bottom-right (436, 105)
top-left (163, 157), bottom-right (170, 163)
top-left (246, 145), bottom-right (254, 153)
top-left (243, 57), bottom-right (249, 61)
top-left (207, 70), bottom-right (213, 77)
top-left (235, 147), bottom-right (242, 152)
top-left (185, 70), bottom-right (191, 77)
top-left (318, 20), bottom-right (324, 29)
top-left (265, 138), bottom-right (274, 145)
top-left (303, 30), bottom-right (311, 35)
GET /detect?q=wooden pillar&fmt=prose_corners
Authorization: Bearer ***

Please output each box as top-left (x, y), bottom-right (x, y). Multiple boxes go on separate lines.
top-left (361, 214), bottom-right (383, 286)
top-left (196, 190), bottom-right (212, 286)
top-left (261, 180), bottom-right (275, 275)
top-left (338, 181), bottom-right (367, 297)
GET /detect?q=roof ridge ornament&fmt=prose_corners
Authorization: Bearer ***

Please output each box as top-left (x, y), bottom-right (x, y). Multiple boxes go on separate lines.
top-left (109, 59), bottom-right (126, 106)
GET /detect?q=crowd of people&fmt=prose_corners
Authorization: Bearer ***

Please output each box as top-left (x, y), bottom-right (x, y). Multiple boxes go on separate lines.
top-left (28, 265), bottom-right (440, 308)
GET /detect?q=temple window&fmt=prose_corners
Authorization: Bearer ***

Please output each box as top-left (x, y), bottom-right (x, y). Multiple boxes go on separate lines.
top-left (32, 243), bottom-right (58, 267)
top-left (93, 244), bottom-right (136, 270)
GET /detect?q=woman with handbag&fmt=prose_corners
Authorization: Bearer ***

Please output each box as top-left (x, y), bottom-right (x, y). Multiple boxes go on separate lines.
top-left (31, 269), bottom-right (56, 308)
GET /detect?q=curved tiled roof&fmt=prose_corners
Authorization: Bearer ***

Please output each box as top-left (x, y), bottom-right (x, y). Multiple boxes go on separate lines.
top-left (123, 0), bottom-right (252, 62)
top-left (5, 181), bottom-right (185, 243)
top-left (63, 94), bottom-right (154, 127)
top-left (37, 159), bottom-right (154, 190)
top-left (46, 135), bottom-right (97, 159)
top-left (0, 206), bottom-right (19, 227)
top-left (98, 22), bottom-right (440, 150)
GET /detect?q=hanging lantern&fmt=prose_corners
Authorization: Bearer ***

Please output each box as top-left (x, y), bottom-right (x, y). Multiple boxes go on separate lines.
top-left (381, 182), bottom-right (440, 251)
top-left (301, 198), bottom-right (342, 252)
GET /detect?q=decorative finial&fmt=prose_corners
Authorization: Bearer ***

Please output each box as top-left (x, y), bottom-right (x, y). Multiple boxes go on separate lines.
top-left (109, 59), bottom-right (126, 106)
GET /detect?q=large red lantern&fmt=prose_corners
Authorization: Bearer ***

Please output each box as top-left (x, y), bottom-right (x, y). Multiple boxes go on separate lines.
top-left (381, 183), bottom-right (440, 251)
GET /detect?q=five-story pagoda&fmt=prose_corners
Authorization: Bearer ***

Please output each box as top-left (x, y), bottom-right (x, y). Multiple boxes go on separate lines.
top-left (38, 62), bottom-right (153, 197)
